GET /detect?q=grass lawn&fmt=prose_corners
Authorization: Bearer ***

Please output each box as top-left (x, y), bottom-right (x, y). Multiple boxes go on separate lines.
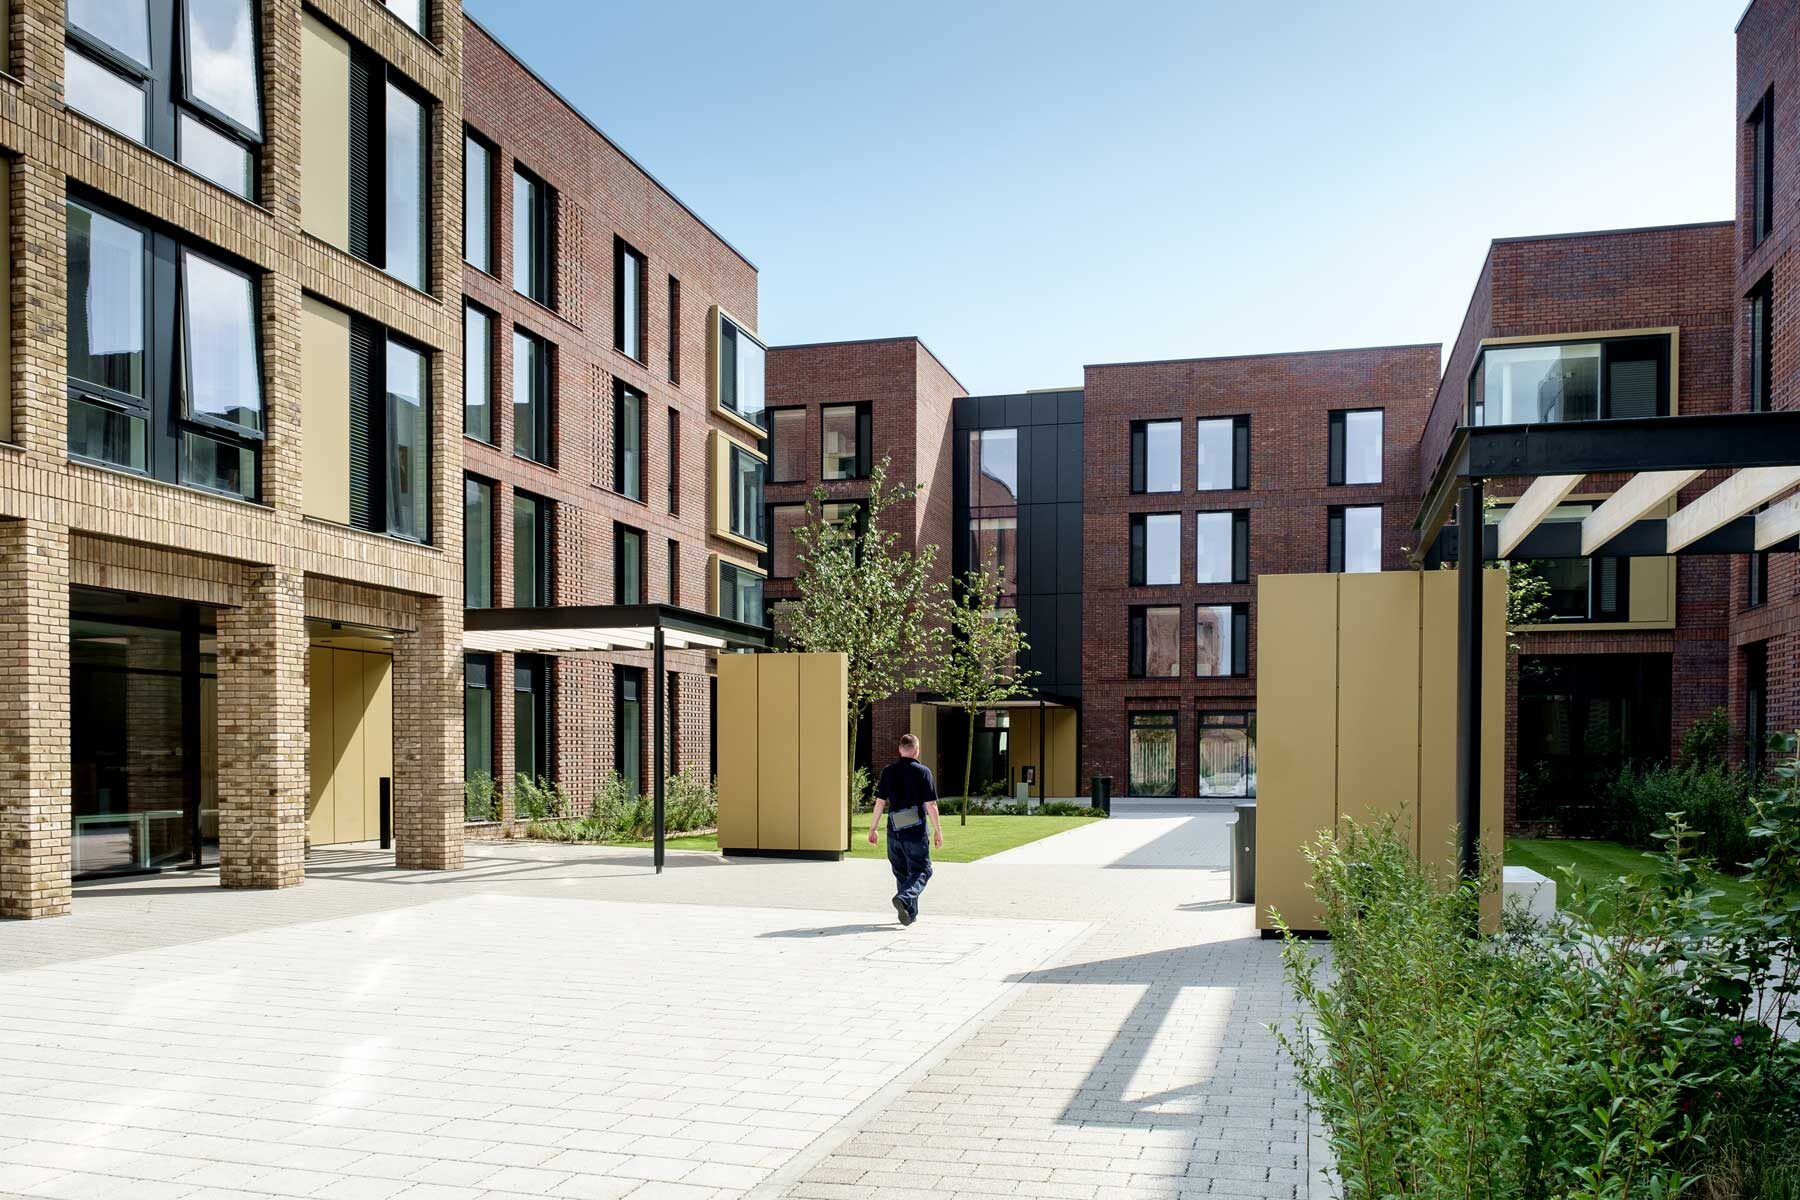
top-left (628, 810), bottom-right (1101, 863)
top-left (1506, 836), bottom-right (1752, 912)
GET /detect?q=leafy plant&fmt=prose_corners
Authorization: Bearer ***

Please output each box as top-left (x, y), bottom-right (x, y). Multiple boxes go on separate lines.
top-left (463, 770), bottom-right (500, 822)
top-left (936, 563), bottom-right (1035, 826)
top-left (1681, 707), bottom-right (1731, 769)
top-left (513, 774), bottom-right (571, 822)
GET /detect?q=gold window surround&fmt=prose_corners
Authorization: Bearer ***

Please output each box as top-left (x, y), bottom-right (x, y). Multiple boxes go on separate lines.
top-left (709, 427), bottom-right (768, 555)
top-left (1488, 492), bottom-right (1678, 632)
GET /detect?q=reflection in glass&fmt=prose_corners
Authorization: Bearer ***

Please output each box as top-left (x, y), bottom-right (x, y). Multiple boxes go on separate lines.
top-left (728, 446), bottom-right (765, 543)
top-left (1196, 418), bottom-right (1235, 491)
top-left (719, 562), bottom-right (764, 626)
top-left (464, 305), bottom-right (491, 440)
top-left (182, 251), bottom-right (262, 431)
top-left (384, 84), bottom-right (426, 289)
top-left (822, 404), bottom-right (866, 479)
top-left (1343, 410), bottom-right (1383, 484)
top-left (514, 655), bottom-right (546, 782)
top-left (769, 409), bottom-right (806, 481)
top-left (1196, 605), bottom-right (1234, 676)
top-left (770, 505), bottom-right (806, 577)
top-left (618, 245), bottom-right (643, 357)
top-left (179, 113), bottom-right (253, 197)
top-left (1128, 712), bottom-right (1177, 798)
top-left (464, 478), bottom-right (492, 607)
top-left (616, 527), bottom-right (642, 604)
top-left (970, 517), bottom-right (1017, 595)
top-left (1481, 343), bottom-right (1600, 425)
top-left (1195, 512), bottom-right (1233, 583)
top-left (385, 340), bottom-right (429, 541)
top-left (67, 202), bottom-right (147, 397)
top-left (464, 135), bottom-right (490, 270)
top-left (718, 316), bottom-right (766, 427)
top-left (513, 493), bottom-right (545, 607)
top-left (617, 385), bottom-right (642, 500)
top-left (617, 672), bottom-right (642, 798)
top-left (183, 0), bottom-right (261, 133)
top-left (69, 0), bottom-right (151, 64)
top-left (1197, 713), bottom-right (1255, 798)
top-left (464, 655), bottom-right (493, 782)
top-left (69, 400), bottom-right (147, 471)
top-left (1141, 420), bottom-right (1179, 492)
top-left (1142, 607), bottom-right (1180, 677)
top-left (180, 431), bottom-right (255, 499)
top-left (968, 428), bottom-right (1019, 506)
top-left (1143, 513), bottom-right (1179, 585)
top-left (1342, 505), bottom-right (1382, 573)
top-left (512, 330), bottom-right (546, 462)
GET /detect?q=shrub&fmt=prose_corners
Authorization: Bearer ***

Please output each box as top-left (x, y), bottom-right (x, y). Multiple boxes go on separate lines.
top-left (1682, 706), bottom-right (1731, 768)
top-left (663, 766), bottom-right (717, 832)
top-left (850, 766), bottom-right (874, 813)
top-left (513, 774), bottom-right (571, 822)
top-left (1608, 760), bottom-right (1759, 873)
top-left (463, 770), bottom-right (499, 822)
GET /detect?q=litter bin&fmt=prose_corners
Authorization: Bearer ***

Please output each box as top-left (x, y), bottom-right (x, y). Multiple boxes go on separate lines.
top-left (1230, 801), bottom-right (1257, 904)
top-left (1090, 774), bottom-right (1112, 815)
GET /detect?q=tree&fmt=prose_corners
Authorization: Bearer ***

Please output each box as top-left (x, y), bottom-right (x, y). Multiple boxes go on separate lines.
top-left (784, 458), bottom-right (947, 842)
top-left (937, 564), bottom-right (1035, 825)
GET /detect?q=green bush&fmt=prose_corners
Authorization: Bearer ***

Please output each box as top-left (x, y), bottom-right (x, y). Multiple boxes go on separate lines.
top-left (463, 770), bottom-right (499, 822)
top-left (1277, 760), bottom-right (1800, 1199)
top-left (1682, 706), bottom-right (1731, 768)
top-left (513, 774), bottom-right (571, 822)
top-left (1608, 760), bottom-right (1759, 873)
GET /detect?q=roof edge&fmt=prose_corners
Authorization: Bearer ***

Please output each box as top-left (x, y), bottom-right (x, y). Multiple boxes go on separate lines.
top-left (1085, 341), bottom-right (1442, 371)
top-left (769, 335), bottom-right (971, 395)
top-left (1490, 219), bottom-right (1732, 247)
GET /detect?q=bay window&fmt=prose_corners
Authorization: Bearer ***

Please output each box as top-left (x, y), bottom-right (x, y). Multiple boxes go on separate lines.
top-left (1469, 335), bottom-right (1670, 426)
top-left (718, 560), bottom-right (765, 626)
top-left (729, 443), bottom-right (765, 545)
top-left (713, 309), bottom-right (767, 431)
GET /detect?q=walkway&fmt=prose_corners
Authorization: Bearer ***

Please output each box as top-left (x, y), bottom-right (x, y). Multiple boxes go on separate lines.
top-left (0, 810), bottom-right (1315, 1200)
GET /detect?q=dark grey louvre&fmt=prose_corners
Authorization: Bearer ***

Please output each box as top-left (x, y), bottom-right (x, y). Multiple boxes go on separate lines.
top-left (348, 53), bottom-right (377, 263)
top-left (1608, 360), bottom-right (1659, 420)
top-left (1327, 412), bottom-right (1346, 485)
top-left (348, 318), bottom-right (377, 531)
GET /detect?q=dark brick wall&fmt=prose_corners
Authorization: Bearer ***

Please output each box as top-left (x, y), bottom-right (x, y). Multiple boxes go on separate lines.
top-left (1080, 345), bottom-right (1441, 797)
top-left (461, 16), bottom-right (759, 812)
top-left (1730, 0), bottom-right (1800, 755)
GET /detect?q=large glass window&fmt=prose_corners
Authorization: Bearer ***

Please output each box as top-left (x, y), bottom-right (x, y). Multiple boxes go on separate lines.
top-left (513, 167), bottom-right (552, 305)
top-left (1128, 606), bottom-right (1180, 678)
top-left (383, 83), bottom-right (426, 290)
top-left (1196, 604), bottom-right (1247, 677)
top-left (615, 525), bottom-right (643, 604)
top-left (1197, 712), bottom-right (1255, 798)
top-left (822, 403), bottom-right (872, 480)
top-left (512, 329), bottom-right (550, 464)
top-left (1130, 419), bottom-right (1180, 493)
top-left (1517, 654), bottom-right (1669, 829)
top-left (728, 444), bottom-right (766, 545)
top-left (615, 384), bottom-right (643, 501)
top-left (464, 305), bottom-right (491, 441)
top-left (69, 0), bottom-right (151, 65)
top-left (1750, 280), bottom-right (1774, 413)
top-left (514, 655), bottom-right (549, 785)
top-left (384, 339), bottom-right (429, 541)
top-left (1328, 505), bottom-right (1382, 573)
top-left (969, 517), bottom-right (1018, 597)
top-left (716, 312), bottom-right (767, 429)
top-left (68, 203), bottom-right (148, 405)
top-left (1130, 513), bottom-right (1180, 586)
top-left (513, 492), bottom-right (549, 607)
top-left (1127, 712), bottom-right (1177, 798)
top-left (464, 654), bottom-right (493, 785)
top-left (768, 408), bottom-right (807, 482)
top-left (616, 240), bottom-right (645, 360)
top-left (384, 0), bottom-right (425, 34)
top-left (65, 44), bottom-right (148, 142)
top-left (1329, 409), bottom-right (1382, 485)
top-left (1751, 91), bottom-right (1774, 246)
top-left (1195, 511), bottom-right (1246, 584)
top-left (1473, 337), bottom-right (1668, 426)
top-left (464, 131), bottom-right (492, 272)
top-left (181, 250), bottom-right (261, 434)
top-left (719, 561), bottom-right (764, 626)
top-left (616, 669), bottom-right (643, 798)
top-left (464, 477), bottom-right (492, 608)
top-left (1496, 503), bottom-right (1630, 623)
top-left (1196, 416), bottom-right (1248, 491)
top-left (968, 428), bottom-right (1019, 506)
top-left (769, 503), bottom-right (807, 578)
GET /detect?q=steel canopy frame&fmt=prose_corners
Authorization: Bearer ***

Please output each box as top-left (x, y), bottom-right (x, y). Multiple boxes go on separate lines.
top-left (1410, 412), bottom-right (1800, 889)
top-left (464, 603), bottom-right (772, 874)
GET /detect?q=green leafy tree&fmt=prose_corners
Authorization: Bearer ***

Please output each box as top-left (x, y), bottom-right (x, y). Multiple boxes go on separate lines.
top-left (937, 564), bottom-right (1035, 826)
top-left (784, 458), bottom-right (947, 842)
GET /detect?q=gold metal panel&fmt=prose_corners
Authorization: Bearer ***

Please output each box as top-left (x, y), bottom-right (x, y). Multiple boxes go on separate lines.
top-left (361, 654), bottom-right (393, 846)
top-left (799, 654), bottom-right (849, 851)
top-left (908, 703), bottom-right (939, 781)
top-left (307, 647), bottom-right (334, 846)
top-left (1628, 556), bottom-right (1675, 624)
top-left (1418, 571), bottom-right (1460, 869)
top-left (1481, 569), bottom-right (1507, 933)
top-left (1048, 710), bottom-right (1078, 798)
top-left (0, 170), bottom-right (11, 444)
top-left (756, 655), bottom-right (800, 849)
top-left (299, 15), bottom-right (351, 249)
top-left (1254, 573), bottom-right (1340, 932)
top-left (331, 649), bottom-right (367, 844)
top-left (714, 654), bottom-right (759, 849)
top-left (300, 298), bottom-right (351, 524)
top-left (1336, 572), bottom-right (1421, 834)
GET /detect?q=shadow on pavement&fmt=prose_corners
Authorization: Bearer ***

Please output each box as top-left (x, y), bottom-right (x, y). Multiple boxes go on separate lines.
top-left (758, 922), bottom-right (898, 938)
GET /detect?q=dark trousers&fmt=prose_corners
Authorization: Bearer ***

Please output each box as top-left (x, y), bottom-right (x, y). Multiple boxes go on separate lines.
top-left (887, 824), bottom-right (933, 913)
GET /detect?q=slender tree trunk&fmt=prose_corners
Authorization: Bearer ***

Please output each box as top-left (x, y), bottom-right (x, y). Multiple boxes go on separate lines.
top-left (846, 710), bottom-right (859, 852)
top-left (962, 709), bottom-right (976, 826)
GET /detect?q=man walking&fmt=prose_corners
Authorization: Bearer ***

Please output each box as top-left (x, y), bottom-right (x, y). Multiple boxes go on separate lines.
top-left (869, 733), bottom-right (943, 926)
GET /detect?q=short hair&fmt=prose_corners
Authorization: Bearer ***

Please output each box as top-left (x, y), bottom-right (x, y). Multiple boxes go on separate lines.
top-left (898, 733), bottom-right (919, 751)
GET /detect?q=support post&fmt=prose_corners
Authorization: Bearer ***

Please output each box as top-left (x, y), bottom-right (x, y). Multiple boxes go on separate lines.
top-left (1455, 480), bottom-right (1484, 884)
top-left (653, 626), bottom-right (666, 875)
top-left (1037, 698), bottom-right (1046, 805)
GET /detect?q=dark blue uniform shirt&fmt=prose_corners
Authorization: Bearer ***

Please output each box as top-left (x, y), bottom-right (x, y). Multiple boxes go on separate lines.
top-left (874, 758), bottom-right (937, 814)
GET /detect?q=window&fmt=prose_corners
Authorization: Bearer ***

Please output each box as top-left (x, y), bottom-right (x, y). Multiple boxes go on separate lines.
top-left (66, 197), bottom-right (264, 500)
top-left (512, 167), bottom-right (552, 305)
top-left (514, 655), bottom-right (549, 785)
top-left (1471, 336), bottom-right (1669, 425)
top-left (1750, 91), bottom-right (1774, 247)
top-left (714, 310), bottom-right (767, 429)
top-left (1749, 279), bottom-right (1774, 413)
top-left (383, 82), bottom-right (427, 290)
top-left (1128, 606), bottom-right (1181, 678)
top-left (728, 443), bottom-right (766, 545)
top-left (667, 539), bottom-right (680, 605)
top-left (463, 304), bottom-right (492, 441)
top-left (614, 524), bottom-right (643, 604)
top-left (821, 403), bottom-right (872, 480)
top-left (512, 328), bottom-right (551, 464)
top-left (1195, 511), bottom-right (1248, 584)
top-left (968, 428), bottom-right (1019, 505)
top-left (513, 491), bottom-right (550, 607)
top-left (464, 654), bottom-right (493, 783)
top-left (1129, 513), bottom-right (1180, 586)
top-left (768, 408), bottom-right (807, 482)
top-left (464, 476), bottom-right (493, 608)
top-left (1197, 712), bottom-right (1255, 798)
top-left (616, 668), bottom-right (643, 798)
top-left (667, 276), bottom-right (681, 383)
top-left (615, 239), bottom-right (645, 360)
top-left (667, 407), bottom-right (681, 515)
top-left (321, 314), bottom-right (430, 538)
top-left (1749, 549), bottom-right (1769, 608)
top-left (969, 517), bottom-right (1017, 598)
top-left (463, 130), bottom-right (492, 272)
top-left (1746, 643), bottom-right (1769, 774)
top-left (769, 503), bottom-right (807, 578)
top-left (1328, 505), bottom-right (1382, 573)
top-left (614, 383), bottom-right (643, 501)
top-left (1498, 503), bottom-right (1629, 623)
top-left (1328, 409), bottom-right (1382, 485)
top-left (384, 339), bottom-right (430, 541)
top-left (718, 561), bottom-right (764, 625)
top-left (67, 0), bottom-right (263, 200)
top-left (383, 0), bottom-right (424, 34)
top-left (1127, 712), bottom-right (1177, 798)
top-left (1130, 419), bottom-right (1180, 493)
top-left (1196, 605), bottom-right (1248, 677)
top-left (1196, 416), bottom-right (1248, 491)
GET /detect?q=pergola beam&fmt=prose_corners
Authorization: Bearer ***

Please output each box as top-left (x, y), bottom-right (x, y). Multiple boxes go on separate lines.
top-left (1497, 474), bottom-right (1584, 557)
top-left (1756, 493), bottom-right (1800, 550)
top-left (1666, 467), bottom-right (1800, 553)
top-left (1581, 470), bottom-right (1700, 556)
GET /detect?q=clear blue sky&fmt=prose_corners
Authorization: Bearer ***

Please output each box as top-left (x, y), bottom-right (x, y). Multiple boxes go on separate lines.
top-left (465, 0), bottom-right (1744, 395)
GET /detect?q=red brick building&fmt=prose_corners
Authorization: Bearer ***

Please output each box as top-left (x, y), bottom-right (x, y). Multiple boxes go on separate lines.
top-left (460, 16), bottom-right (766, 821)
top-left (1729, 0), bottom-right (1800, 767)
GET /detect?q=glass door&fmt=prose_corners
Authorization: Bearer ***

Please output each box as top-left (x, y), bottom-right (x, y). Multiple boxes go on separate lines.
top-left (1127, 711), bottom-right (1178, 797)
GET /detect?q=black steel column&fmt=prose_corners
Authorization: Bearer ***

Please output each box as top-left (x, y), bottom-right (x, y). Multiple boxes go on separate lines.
top-left (1454, 479), bottom-right (1484, 883)
top-left (1037, 698), bottom-right (1046, 807)
top-left (652, 626), bottom-right (666, 875)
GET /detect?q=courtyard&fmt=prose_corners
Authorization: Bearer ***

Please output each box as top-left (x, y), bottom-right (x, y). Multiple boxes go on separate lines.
top-left (0, 807), bottom-right (1310, 1200)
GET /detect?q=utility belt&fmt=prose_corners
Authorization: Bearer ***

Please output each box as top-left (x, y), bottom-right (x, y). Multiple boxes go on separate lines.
top-left (888, 806), bottom-right (925, 833)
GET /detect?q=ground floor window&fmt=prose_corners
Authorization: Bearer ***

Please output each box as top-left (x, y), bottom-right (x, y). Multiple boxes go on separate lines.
top-left (616, 667), bottom-right (643, 798)
top-left (1127, 711), bottom-right (1178, 797)
top-left (1197, 711), bottom-right (1255, 798)
top-left (70, 592), bottom-right (218, 877)
top-left (1746, 642), bottom-right (1768, 774)
top-left (514, 654), bottom-right (550, 784)
top-left (464, 654), bottom-right (493, 781)
top-left (1517, 653), bottom-right (1670, 831)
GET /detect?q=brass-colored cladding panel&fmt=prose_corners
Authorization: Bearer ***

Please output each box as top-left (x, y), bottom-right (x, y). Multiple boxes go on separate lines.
top-left (307, 647), bottom-right (334, 845)
top-left (331, 649), bottom-right (368, 844)
top-left (299, 15), bottom-right (351, 249)
top-left (714, 654), bottom-right (759, 850)
top-left (756, 655), bottom-right (800, 849)
top-left (1628, 556), bottom-right (1675, 624)
top-left (1418, 572), bottom-right (1461, 868)
top-left (0, 169), bottom-right (11, 443)
top-left (307, 648), bottom-right (394, 846)
top-left (1480, 569), bottom-right (1506, 933)
top-left (1337, 572), bottom-right (1421, 825)
top-left (361, 655), bottom-right (393, 846)
top-left (800, 654), bottom-right (849, 851)
top-left (908, 703), bottom-right (939, 780)
top-left (709, 429), bottom-right (768, 557)
top-left (1254, 573), bottom-right (1339, 933)
top-left (300, 297), bottom-right (352, 524)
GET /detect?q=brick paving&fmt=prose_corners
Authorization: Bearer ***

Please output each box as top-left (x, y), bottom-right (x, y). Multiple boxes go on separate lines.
top-left (0, 811), bottom-right (1314, 1199)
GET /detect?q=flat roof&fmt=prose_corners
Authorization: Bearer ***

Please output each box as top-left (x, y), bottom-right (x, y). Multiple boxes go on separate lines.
top-left (768, 335), bottom-right (970, 395)
top-left (1085, 342), bottom-right (1441, 371)
top-left (1490, 219), bottom-right (1732, 246)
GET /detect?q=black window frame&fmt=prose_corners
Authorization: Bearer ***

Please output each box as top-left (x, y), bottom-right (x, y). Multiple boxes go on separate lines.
top-left (1749, 277), bottom-right (1774, 413)
top-left (1466, 334), bottom-right (1672, 426)
top-left (1126, 710), bottom-right (1179, 799)
top-left (613, 523), bottom-right (645, 605)
top-left (345, 314), bottom-right (432, 542)
top-left (1327, 408), bottom-right (1384, 486)
top-left (511, 326), bottom-right (553, 466)
top-left (339, 40), bottom-right (431, 290)
top-left (1195, 603), bottom-right (1250, 678)
top-left (1748, 548), bottom-right (1770, 609)
top-left (511, 164), bottom-right (553, 307)
top-left (1327, 504), bottom-right (1383, 573)
top-left (727, 441), bottom-right (767, 546)
top-left (65, 191), bottom-right (265, 503)
top-left (1194, 510), bottom-right (1249, 585)
top-left (462, 125), bottom-right (495, 274)
top-left (667, 275), bottom-right (681, 384)
top-left (463, 301), bottom-right (494, 443)
top-left (1127, 604), bottom-right (1182, 679)
top-left (1129, 418), bottom-right (1182, 494)
top-left (512, 489), bottom-right (552, 608)
top-left (1750, 89), bottom-right (1775, 247)
top-left (514, 653), bottom-right (551, 785)
top-left (613, 380), bottom-right (645, 502)
top-left (667, 538), bottom-right (680, 605)
top-left (1195, 415), bottom-right (1249, 492)
top-left (463, 474), bottom-right (494, 609)
top-left (766, 407), bottom-right (808, 483)
top-left (463, 652), bottom-right (494, 784)
top-left (820, 402), bottom-right (873, 481)
top-left (1128, 512), bottom-right (1181, 587)
top-left (718, 560), bottom-right (765, 626)
top-left (666, 406), bottom-right (681, 515)
top-left (615, 665), bottom-right (644, 798)
top-left (614, 237), bottom-right (647, 361)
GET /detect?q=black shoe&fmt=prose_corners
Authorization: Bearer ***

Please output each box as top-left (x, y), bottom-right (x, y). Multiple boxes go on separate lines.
top-left (893, 895), bottom-right (914, 926)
